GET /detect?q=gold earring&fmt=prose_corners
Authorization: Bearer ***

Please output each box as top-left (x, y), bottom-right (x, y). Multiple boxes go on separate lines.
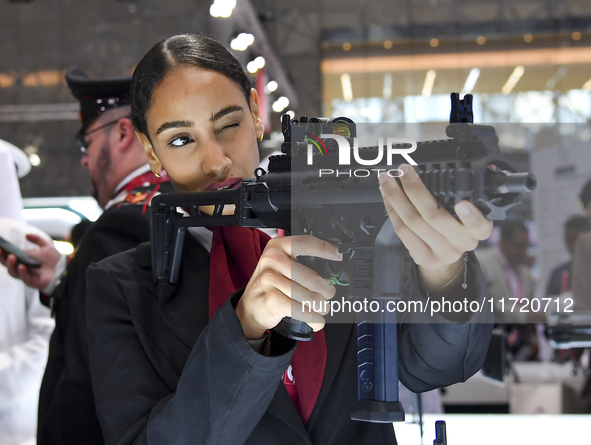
top-left (154, 171), bottom-right (161, 178)
top-left (258, 133), bottom-right (264, 142)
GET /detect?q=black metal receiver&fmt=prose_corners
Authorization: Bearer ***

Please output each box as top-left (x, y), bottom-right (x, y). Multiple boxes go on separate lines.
top-left (150, 93), bottom-right (536, 423)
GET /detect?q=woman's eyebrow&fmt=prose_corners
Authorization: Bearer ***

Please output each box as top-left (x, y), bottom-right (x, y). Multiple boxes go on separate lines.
top-left (210, 105), bottom-right (243, 122)
top-left (155, 120), bottom-right (194, 136)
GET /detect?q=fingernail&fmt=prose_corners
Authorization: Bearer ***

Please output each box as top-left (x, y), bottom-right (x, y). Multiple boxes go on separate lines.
top-left (456, 202), bottom-right (471, 216)
top-left (378, 172), bottom-right (388, 185)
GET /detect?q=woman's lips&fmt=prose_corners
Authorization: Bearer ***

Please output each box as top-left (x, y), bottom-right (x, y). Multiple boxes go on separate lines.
top-left (204, 177), bottom-right (242, 191)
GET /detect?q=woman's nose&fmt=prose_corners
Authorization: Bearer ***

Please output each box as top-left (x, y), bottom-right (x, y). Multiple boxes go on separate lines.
top-left (202, 143), bottom-right (231, 177)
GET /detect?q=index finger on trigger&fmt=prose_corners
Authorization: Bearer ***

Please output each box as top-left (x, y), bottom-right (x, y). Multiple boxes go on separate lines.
top-left (286, 235), bottom-right (343, 261)
top-left (290, 260), bottom-right (337, 301)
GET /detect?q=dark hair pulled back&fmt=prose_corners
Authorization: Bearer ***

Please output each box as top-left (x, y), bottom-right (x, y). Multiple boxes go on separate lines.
top-left (130, 34), bottom-right (252, 139)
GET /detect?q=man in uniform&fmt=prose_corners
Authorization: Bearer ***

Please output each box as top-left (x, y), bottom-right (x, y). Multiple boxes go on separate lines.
top-left (0, 69), bottom-right (172, 444)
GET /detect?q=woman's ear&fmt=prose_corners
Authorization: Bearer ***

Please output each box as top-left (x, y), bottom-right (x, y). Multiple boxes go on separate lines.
top-left (135, 131), bottom-right (163, 175)
top-left (249, 88), bottom-right (264, 140)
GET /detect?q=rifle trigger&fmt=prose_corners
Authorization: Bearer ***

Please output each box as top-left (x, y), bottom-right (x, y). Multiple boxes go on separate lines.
top-left (329, 271), bottom-right (349, 287)
top-left (359, 218), bottom-right (374, 236)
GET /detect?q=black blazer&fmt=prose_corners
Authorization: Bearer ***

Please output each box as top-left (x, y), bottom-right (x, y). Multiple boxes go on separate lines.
top-left (86, 236), bottom-right (493, 445)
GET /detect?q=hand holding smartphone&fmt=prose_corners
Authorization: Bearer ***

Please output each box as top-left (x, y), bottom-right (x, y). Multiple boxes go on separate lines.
top-left (0, 236), bottom-right (43, 269)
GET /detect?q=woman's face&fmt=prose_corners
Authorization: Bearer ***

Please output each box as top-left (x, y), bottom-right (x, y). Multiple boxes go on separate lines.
top-left (139, 65), bottom-right (263, 193)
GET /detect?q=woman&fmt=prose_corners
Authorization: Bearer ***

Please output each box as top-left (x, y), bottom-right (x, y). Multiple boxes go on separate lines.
top-left (86, 34), bottom-right (494, 445)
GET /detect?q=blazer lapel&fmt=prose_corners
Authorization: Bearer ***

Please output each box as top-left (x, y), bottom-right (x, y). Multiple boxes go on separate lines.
top-left (157, 235), bottom-right (210, 349)
top-left (266, 381), bottom-right (312, 444)
top-left (262, 324), bottom-right (355, 444)
top-left (134, 239), bottom-right (210, 361)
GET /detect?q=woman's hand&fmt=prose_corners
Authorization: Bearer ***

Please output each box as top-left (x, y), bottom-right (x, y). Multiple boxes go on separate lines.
top-left (235, 235), bottom-right (342, 340)
top-left (378, 164), bottom-right (493, 292)
top-left (0, 233), bottom-right (62, 291)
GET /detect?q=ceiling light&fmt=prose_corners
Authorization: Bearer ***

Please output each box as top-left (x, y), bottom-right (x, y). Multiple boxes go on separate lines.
top-left (545, 66), bottom-right (567, 89)
top-left (230, 33), bottom-right (254, 51)
top-left (422, 69), bottom-right (436, 97)
top-left (247, 61), bottom-right (258, 73)
top-left (383, 73), bottom-right (392, 99)
top-left (254, 56), bottom-right (265, 69)
top-left (501, 66), bottom-right (525, 95)
top-left (210, 0), bottom-right (236, 18)
top-left (322, 47), bottom-right (591, 73)
top-left (461, 68), bottom-right (481, 94)
top-left (246, 57), bottom-right (265, 74)
top-left (28, 153), bottom-right (40, 166)
top-left (266, 80), bottom-right (278, 92)
top-left (210, 3), bottom-right (222, 17)
top-left (272, 96), bottom-right (290, 113)
top-left (341, 73), bottom-right (353, 101)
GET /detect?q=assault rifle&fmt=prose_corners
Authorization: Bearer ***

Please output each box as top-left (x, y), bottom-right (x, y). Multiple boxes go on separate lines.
top-left (150, 93), bottom-right (536, 423)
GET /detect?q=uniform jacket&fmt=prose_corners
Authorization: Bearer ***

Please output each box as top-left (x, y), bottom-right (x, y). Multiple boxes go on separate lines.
top-left (86, 235), bottom-right (493, 445)
top-left (37, 176), bottom-right (173, 445)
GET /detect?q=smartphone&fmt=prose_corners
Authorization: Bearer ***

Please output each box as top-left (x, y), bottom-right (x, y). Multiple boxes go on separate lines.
top-left (0, 236), bottom-right (42, 269)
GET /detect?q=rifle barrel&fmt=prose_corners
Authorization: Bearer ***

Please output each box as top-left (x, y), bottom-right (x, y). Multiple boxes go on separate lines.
top-left (486, 171), bottom-right (536, 194)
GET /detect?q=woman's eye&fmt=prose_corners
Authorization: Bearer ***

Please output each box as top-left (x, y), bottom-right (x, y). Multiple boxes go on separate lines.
top-left (220, 123), bottom-right (239, 132)
top-left (169, 136), bottom-right (192, 147)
